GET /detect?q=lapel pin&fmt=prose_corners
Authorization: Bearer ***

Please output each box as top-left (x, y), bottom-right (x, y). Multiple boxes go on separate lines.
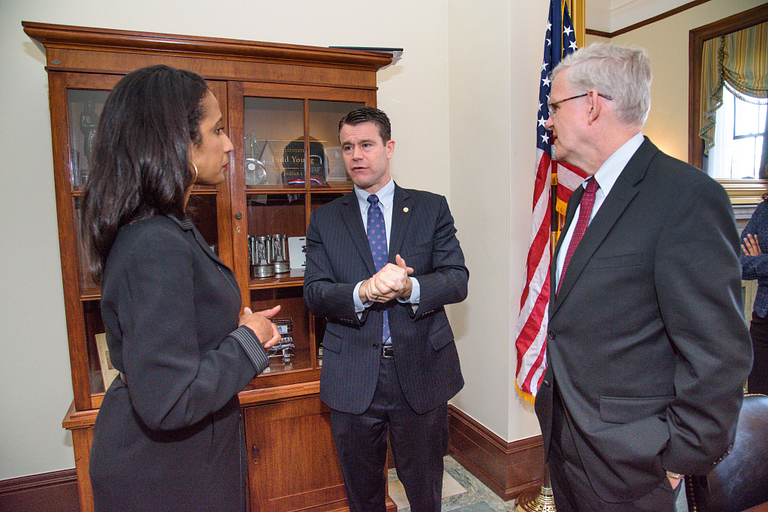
top-left (403, 207), bottom-right (409, 213)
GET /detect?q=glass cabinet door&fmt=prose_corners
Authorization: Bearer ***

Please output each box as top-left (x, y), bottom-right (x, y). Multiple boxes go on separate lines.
top-left (242, 98), bottom-right (363, 189)
top-left (67, 90), bottom-right (110, 189)
top-left (232, 84), bottom-right (370, 385)
top-left (55, 77), bottom-right (121, 408)
top-left (241, 96), bottom-right (313, 379)
top-left (308, 100), bottom-right (363, 188)
top-left (243, 97), bottom-right (305, 188)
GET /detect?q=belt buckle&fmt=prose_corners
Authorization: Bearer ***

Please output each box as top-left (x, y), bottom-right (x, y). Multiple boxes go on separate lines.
top-left (381, 345), bottom-right (394, 359)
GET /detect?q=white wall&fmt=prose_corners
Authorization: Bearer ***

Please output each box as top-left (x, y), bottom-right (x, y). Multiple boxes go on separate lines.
top-left (1, 2), bottom-right (74, 480)
top-left (447, 0), bottom-right (548, 440)
top-left (1, 0), bottom-right (550, 480)
top-left (609, 0), bottom-right (767, 161)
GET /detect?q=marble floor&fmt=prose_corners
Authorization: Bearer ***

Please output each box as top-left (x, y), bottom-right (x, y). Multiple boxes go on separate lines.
top-left (387, 456), bottom-right (517, 512)
top-left (388, 456), bottom-right (691, 512)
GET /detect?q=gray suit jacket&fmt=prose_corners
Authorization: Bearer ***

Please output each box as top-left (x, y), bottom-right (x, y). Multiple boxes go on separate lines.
top-left (535, 138), bottom-right (753, 502)
top-left (304, 183), bottom-right (469, 414)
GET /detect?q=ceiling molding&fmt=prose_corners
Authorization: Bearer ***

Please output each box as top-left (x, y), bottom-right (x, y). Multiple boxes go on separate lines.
top-left (586, 0), bottom-right (711, 34)
top-left (586, 0), bottom-right (711, 37)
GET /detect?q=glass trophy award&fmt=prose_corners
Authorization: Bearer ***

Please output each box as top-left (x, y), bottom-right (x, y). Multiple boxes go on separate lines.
top-left (244, 131), bottom-right (268, 185)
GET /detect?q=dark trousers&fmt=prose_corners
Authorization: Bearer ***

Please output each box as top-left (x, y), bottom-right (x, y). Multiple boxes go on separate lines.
top-left (330, 357), bottom-right (448, 512)
top-left (548, 388), bottom-right (676, 512)
top-left (749, 311), bottom-right (768, 395)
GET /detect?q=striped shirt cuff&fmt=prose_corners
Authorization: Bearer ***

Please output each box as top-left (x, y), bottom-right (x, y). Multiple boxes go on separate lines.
top-left (230, 326), bottom-right (270, 374)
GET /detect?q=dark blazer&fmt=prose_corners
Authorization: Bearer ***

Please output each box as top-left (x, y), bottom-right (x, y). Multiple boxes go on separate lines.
top-left (535, 138), bottom-right (753, 502)
top-left (90, 215), bottom-right (268, 512)
top-left (304, 183), bottom-right (469, 415)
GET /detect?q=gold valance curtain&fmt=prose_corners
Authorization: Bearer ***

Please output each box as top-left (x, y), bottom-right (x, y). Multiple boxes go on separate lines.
top-left (699, 21), bottom-right (768, 154)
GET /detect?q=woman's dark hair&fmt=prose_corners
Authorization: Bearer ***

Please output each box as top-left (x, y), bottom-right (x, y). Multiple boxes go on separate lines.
top-left (80, 65), bottom-right (209, 282)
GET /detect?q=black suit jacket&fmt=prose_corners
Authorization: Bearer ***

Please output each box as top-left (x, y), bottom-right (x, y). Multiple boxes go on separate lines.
top-left (90, 215), bottom-right (268, 511)
top-left (304, 183), bottom-right (469, 414)
top-left (535, 138), bottom-right (753, 501)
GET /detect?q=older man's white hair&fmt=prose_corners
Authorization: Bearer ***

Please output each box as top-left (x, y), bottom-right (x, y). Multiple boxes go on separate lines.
top-left (552, 43), bottom-right (652, 127)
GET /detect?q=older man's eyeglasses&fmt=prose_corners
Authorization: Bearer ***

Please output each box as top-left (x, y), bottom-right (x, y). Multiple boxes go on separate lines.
top-left (547, 93), bottom-right (612, 117)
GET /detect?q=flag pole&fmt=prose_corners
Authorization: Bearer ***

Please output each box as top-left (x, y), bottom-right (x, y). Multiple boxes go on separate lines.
top-left (514, 465), bottom-right (556, 512)
top-left (513, 1), bottom-right (585, 509)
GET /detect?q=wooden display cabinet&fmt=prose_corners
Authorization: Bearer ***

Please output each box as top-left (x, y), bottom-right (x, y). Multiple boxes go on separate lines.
top-left (23, 21), bottom-right (396, 512)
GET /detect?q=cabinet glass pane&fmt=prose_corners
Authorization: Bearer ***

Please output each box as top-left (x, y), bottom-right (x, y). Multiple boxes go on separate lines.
top-left (68, 90), bottom-right (110, 189)
top-left (308, 100), bottom-right (364, 187)
top-left (73, 196), bottom-right (98, 294)
top-left (243, 98), bottom-right (304, 187)
top-left (314, 315), bottom-right (327, 368)
top-left (187, 194), bottom-right (221, 256)
top-left (249, 286), bottom-right (311, 375)
top-left (311, 192), bottom-right (346, 213)
top-left (84, 300), bottom-right (111, 395)
top-left (246, 193), bottom-right (306, 283)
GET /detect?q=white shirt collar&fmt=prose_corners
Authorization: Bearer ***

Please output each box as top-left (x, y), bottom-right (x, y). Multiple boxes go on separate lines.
top-left (591, 132), bottom-right (644, 196)
top-left (354, 178), bottom-right (395, 214)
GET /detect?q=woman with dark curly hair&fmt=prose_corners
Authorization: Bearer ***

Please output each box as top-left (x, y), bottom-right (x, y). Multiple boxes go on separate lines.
top-left (81, 65), bottom-right (281, 512)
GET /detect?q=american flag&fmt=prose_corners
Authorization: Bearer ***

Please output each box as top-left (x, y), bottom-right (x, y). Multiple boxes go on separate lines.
top-left (514, 0), bottom-right (585, 402)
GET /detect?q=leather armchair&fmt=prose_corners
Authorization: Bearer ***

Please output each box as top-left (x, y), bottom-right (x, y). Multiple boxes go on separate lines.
top-left (686, 394), bottom-right (768, 512)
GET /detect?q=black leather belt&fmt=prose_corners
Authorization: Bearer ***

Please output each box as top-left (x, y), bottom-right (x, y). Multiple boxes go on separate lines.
top-left (382, 345), bottom-right (394, 359)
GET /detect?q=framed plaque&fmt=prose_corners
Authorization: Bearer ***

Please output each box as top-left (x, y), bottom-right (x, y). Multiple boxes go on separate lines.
top-left (95, 333), bottom-right (119, 390)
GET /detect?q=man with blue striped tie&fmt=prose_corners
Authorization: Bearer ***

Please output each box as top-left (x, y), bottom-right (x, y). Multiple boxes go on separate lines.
top-left (304, 107), bottom-right (469, 512)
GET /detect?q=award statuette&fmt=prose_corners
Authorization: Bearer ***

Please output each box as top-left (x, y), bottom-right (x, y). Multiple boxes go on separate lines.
top-left (250, 235), bottom-right (275, 278)
top-left (271, 234), bottom-right (290, 274)
top-left (78, 100), bottom-right (99, 184)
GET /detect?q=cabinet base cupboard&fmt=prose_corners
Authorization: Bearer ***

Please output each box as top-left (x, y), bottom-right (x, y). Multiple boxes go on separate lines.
top-left (24, 21), bottom-right (396, 512)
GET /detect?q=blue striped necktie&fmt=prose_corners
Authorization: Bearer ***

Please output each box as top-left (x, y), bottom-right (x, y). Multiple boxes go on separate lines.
top-left (367, 194), bottom-right (391, 345)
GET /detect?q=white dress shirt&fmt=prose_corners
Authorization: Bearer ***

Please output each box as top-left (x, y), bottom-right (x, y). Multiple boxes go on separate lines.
top-left (555, 132), bottom-right (644, 291)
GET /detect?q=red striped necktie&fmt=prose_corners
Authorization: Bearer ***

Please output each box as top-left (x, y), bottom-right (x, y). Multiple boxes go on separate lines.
top-left (557, 178), bottom-right (599, 295)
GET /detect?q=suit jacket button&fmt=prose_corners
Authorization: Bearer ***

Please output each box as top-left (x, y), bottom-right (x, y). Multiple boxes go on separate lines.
top-left (548, 331), bottom-right (556, 340)
top-left (373, 344), bottom-right (379, 350)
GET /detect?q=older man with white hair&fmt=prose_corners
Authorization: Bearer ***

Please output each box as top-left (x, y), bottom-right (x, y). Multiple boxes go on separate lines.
top-left (535, 43), bottom-right (753, 511)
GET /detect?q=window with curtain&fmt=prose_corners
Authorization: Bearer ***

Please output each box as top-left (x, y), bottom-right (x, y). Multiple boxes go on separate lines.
top-left (708, 87), bottom-right (768, 179)
top-left (698, 20), bottom-right (768, 179)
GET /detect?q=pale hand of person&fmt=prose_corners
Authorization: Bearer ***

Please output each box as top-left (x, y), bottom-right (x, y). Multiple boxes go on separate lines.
top-left (742, 233), bottom-right (762, 256)
top-left (360, 254), bottom-right (414, 303)
top-left (239, 305), bottom-right (282, 349)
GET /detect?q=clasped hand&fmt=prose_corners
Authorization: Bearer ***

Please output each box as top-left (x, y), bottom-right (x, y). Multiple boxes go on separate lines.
top-left (360, 254), bottom-right (414, 303)
top-left (238, 305), bottom-right (282, 349)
